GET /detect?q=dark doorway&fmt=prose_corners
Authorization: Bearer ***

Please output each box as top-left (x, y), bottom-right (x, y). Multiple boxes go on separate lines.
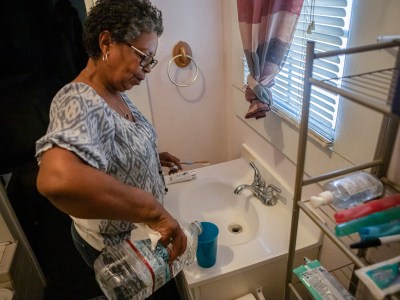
top-left (1, 0), bottom-right (102, 299)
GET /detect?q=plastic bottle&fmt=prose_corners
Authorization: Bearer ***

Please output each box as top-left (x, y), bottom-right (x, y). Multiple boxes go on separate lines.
top-left (334, 193), bottom-right (400, 223)
top-left (310, 171), bottom-right (383, 209)
top-left (94, 221), bottom-right (202, 300)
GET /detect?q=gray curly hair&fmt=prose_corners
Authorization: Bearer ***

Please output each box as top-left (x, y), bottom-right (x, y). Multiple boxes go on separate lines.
top-left (83, 0), bottom-right (163, 58)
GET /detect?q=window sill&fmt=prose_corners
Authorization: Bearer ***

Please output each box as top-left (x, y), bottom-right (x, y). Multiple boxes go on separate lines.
top-left (233, 83), bottom-right (333, 149)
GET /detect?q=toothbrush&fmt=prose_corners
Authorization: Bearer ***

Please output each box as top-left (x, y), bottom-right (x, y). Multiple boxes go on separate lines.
top-left (181, 161), bottom-right (210, 166)
top-left (350, 234), bottom-right (400, 249)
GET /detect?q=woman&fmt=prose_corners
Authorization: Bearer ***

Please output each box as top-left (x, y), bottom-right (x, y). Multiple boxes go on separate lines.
top-left (35, 0), bottom-right (187, 272)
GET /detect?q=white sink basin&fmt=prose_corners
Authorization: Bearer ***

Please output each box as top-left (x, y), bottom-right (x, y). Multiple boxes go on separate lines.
top-left (164, 156), bottom-right (321, 288)
top-left (171, 177), bottom-right (259, 246)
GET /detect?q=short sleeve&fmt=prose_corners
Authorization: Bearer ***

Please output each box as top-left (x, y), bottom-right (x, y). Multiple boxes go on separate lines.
top-left (36, 83), bottom-right (114, 171)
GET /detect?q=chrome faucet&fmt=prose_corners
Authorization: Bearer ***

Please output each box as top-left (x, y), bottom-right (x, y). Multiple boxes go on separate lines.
top-left (234, 162), bottom-right (281, 206)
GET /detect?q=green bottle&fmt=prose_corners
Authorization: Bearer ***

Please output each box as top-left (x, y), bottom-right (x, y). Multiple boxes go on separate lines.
top-left (335, 206), bottom-right (400, 237)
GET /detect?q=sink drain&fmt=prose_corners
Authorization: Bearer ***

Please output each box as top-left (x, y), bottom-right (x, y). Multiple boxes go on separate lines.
top-left (228, 223), bottom-right (243, 234)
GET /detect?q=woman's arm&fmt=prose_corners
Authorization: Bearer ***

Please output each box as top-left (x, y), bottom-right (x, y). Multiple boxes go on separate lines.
top-left (37, 146), bottom-right (186, 260)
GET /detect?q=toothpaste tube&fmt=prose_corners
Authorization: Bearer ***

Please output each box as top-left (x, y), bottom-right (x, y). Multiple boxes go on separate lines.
top-left (335, 206), bottom-right (400, 237)
top-left (359, 219), bottom-right (400, 239)
top-left (293, 258), bottom-right (355, 300)
top-left (355, 256), bottom-right (400, 300)
top-left (334, 193), bottom-right (400, 223)
top-left (164, 171), bottom-right (196, 185)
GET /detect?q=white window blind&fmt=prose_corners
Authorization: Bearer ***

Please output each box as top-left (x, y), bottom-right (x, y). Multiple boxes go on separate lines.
top-left (244, 0), bottom-right (353, 144)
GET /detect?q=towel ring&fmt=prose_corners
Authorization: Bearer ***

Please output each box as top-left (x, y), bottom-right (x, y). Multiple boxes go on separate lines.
top-left (167, 54), bottom-right (199, 87)
top-left (167, 42), bottom-right (199, 87)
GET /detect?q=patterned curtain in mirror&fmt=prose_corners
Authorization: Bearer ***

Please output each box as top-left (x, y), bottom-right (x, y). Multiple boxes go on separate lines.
top-left (237, 0), bottom-right (304, 119)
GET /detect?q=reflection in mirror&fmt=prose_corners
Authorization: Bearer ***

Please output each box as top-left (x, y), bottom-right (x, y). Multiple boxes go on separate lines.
top-left (0, 0), bottom-right (103, 298)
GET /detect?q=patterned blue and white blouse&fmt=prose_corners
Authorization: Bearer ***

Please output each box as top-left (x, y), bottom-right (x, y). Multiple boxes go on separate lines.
top-left (36, 82), bottom-right (165, 250)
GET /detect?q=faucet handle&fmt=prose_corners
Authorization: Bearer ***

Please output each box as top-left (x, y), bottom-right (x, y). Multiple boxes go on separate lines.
top-left (266, 184), bottom-right (281, 194)
top-left (249, 162), bottom-right (265, 187)
top-left (264, 184), bottom-right (281, 206)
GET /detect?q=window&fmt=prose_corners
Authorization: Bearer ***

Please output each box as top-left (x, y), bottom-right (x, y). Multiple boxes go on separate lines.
top-left (244, 0), bottom-right (354, 144)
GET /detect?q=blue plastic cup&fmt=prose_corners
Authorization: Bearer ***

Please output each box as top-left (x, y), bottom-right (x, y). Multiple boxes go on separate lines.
top-left (196, 222), bottom-right (219, 268)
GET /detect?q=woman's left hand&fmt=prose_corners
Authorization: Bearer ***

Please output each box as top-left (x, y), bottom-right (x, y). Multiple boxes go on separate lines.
top-left (159, 152), bottom-right (182, 174)
top-left (147, 210), bottom-right (187, 262)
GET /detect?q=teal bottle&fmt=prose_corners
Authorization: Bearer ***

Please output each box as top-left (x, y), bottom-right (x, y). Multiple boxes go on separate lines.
top-left (335, 206), bottom-right (400, 237)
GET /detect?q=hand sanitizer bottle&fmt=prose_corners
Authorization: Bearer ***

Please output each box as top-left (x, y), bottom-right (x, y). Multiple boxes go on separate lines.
top-left (310, 171), bottom-right (383, 209)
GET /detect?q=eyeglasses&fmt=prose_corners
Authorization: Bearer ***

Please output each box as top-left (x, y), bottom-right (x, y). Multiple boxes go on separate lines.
top-left (124, 42), bottom-right (158, 70)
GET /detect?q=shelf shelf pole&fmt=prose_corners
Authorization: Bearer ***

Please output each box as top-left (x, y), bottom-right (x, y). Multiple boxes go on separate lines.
top-left (285, 39), bottom-right (400, 300)
top-left (373, 46), bottom-right (400, 177)
top-left (373, 115), bottom-right (400, 178)
top-left (314, 40), bottom-right (400, 59)
top-left (302, 159), bottom-right (384, 186)
top-left (284, 41), bottom-right (315, 300)
top-left (297, 202), bottom-right (366, 268)
top-left (288, 283), bottom-right (305, 300)
top-left (309, 78), bottom-right (394, 115)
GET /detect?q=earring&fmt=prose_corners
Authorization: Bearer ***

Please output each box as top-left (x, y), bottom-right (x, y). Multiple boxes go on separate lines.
top-left (102, 52), bottom-right (109, 61)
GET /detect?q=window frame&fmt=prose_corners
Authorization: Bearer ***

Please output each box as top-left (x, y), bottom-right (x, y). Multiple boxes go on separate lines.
top-left (243, 0), bottom-right (354, 146)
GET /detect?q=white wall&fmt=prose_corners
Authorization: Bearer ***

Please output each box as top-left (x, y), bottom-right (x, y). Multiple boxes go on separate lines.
top-left (146, 0), bottom-right (229, 166)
